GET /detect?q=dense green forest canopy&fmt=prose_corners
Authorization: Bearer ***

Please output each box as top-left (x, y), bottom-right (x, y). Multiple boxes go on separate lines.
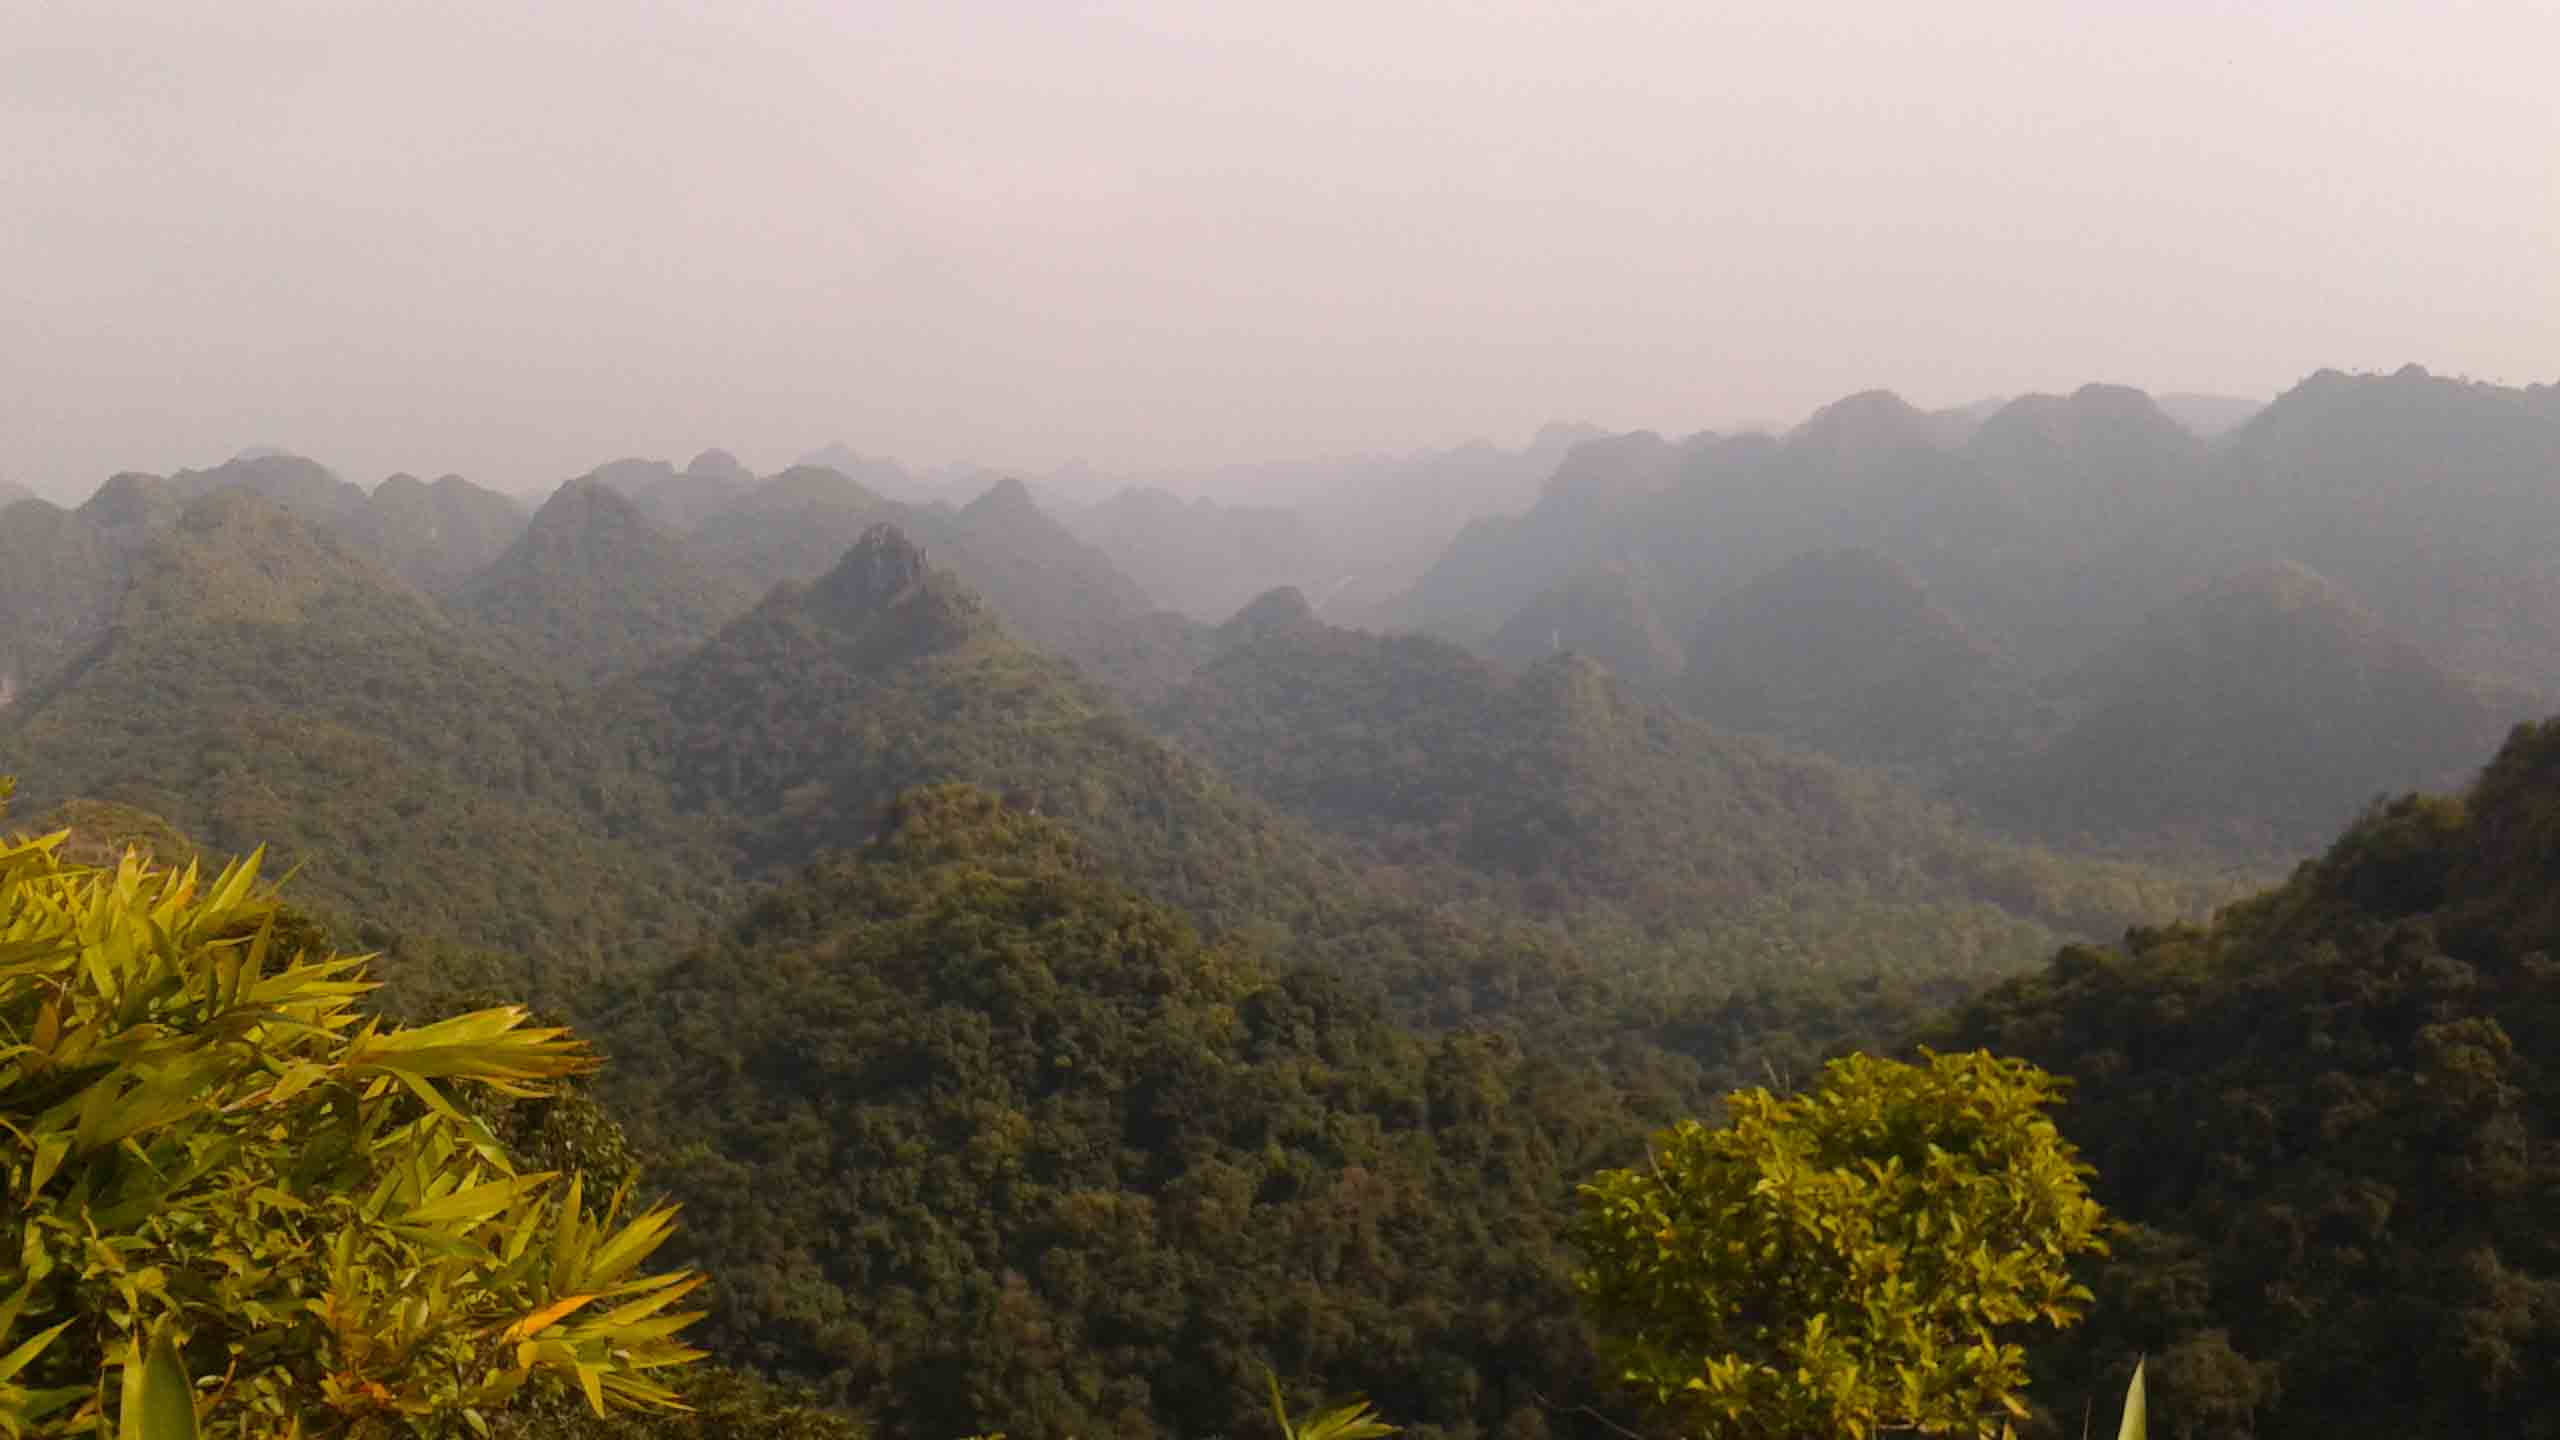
top-left (1145, 600), bottom-right (2227, 969)
top-left (1940, 718), bottom-right (2560, 1436)
top-left (7, 375), bottom-right (2559, 1438)
top-left (598, 784), bottom-right (1689, 1440)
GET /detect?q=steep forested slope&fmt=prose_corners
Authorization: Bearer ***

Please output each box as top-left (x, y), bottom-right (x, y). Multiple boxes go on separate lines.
top-left (346, 471), bottom-right (526, 593)
top-left (0, 474), bottom-right (182, 698)
top-left (1148, 604), bottom-right (2220, 970)
top-left (1487, 567), bottom-right (1686, 698)
top-left (933, 477), bottom-right (1158, 662)
top-left (603, 784), bottom-right (1673, 1440)
top-left (2210, 365), bottom-right (2560, 692)
top-left (1686, 547), bottom-right (2028, 777)
top-left (457, 478), bottom-right (753, 684)
top-left (0, 491), bottom-right (717, 965)
top-left (687, 468), bottom-right (1160, 678)
top-left (1965, 561), bottom-right (2530, 851)
top-left (688, 463), bottom-right (905, 583)
top-left (1941, 718), bottom-right (2560, 1438)
top-left (613, 525), bottom-right (1384, 947)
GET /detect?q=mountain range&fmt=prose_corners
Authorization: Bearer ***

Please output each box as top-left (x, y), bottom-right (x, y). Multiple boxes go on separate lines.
top-left (8, 367), bottom-right (2560, 1437)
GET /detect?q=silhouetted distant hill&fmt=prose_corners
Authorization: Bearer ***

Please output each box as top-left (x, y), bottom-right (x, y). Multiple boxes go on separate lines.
top-left (1394, 431), bottom-right (1693, 635)
top-left (615, 449), bottom-right (755, 532)
top-left (936, 477), bottom-right (1156, 662)
top-left (1393, 369), bottom-right (2560, 728)
top-left (1687, 548), bottom-right (2027, 777)
top-left (1962, 561), bottom-right (2531, 851)
top-left (792, 442), bottom-right (941, 502)
top-left (0, 480), bottom-right (31, 510)
top-left (457, 479), bottom-right (753, 684)
top-left (2211, 365), bottom-right (2560, 690)
top-left (1148, 601), bottom-right (2214, 961)
top-left (2154, 391), bottom-right (2264, 438)
top-left (1942, 384), bottom-right (2214, 674)
top-left (1059, 487), bottom-right (1323, 622)
top-left (689, 464), bottom-right (902, 582)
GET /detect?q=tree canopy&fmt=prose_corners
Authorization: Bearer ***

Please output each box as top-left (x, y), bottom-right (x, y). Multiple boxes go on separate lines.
top-left (1574, 1050), bottom-right (2106, 1440)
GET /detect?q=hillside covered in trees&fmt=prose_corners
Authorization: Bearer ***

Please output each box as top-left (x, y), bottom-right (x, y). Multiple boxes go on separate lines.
top-left (6, 368), bottom-right (2558, 1438)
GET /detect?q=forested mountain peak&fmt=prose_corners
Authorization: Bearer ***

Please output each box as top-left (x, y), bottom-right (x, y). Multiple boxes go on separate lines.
top-left (1488, 567), bottom-right (1686, 695)
top-left (792, 442), bottom-right (923, 500)
top-left (79, 471), bottom-right (183, 531)
top-left (353, 470), bottom-right (527, 593)
top-left (604, 780), bottom-right (1656, 1440)
top-left (455, 477), bottom-right (750, 683)
top-left (169, 451), bottom-right (370, 527)
top-left (125, 488), bottom-right (439, 631)
top-left (1971, 383), bottom-right (2199, 455)
top-left (625, 529), bottom-right (1377, 940)
top-left (1540, 429), bottom-right (1681, 505)
top-left (1150, 603), bottom-right (2203, 953)
top-left (1942, 717), bottom-right (2560, 1434)
top-left (1786, 388), bottom-right (1948, 457)
top-left (726, 463), bottom-right (890, 517)
top-left (1963, 557), bottom-right (2524, 850)
top-left (684, 447), bottom-right (752, 484)
top-left (0, 479), bottom-right (30, 510)
top-left (805, 522), bottom-right (949, 623)
top-left (1216, 584), bottom-right (1320, 642)
top-left (959, 473), bottom-right (1040, 519)
top-left (2225, 364), bottom-right (2560, 495)
top-left (1688, 547), bottom-right (2017, 775)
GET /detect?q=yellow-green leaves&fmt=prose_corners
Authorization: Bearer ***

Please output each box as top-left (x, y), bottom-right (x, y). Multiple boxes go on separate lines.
top-left (0, 818), bottom-right (707, 1437)
top-left (2115, 1357), bottom-right (2147, 1440)
top-left (1267, 1370), bottom-right (1398, 1440)
top-left (117, 1329), bottom-right (197, 1440)
top-left (1572, 1049), bottom-right (2107, 1440)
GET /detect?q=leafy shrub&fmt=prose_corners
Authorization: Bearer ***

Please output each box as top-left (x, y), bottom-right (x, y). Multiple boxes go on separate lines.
top-left (0, 781), bottom-right (705, 1437)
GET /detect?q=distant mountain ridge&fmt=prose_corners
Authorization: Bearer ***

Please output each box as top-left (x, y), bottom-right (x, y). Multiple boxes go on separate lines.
top-left (1961, 559), bottom-right (2534, 850)
top-left (0, 490), bottom-right (714, 966)
top-left (1146, 594), bottom-right (2216, 956)
top-left (611, 523), bottom-right (1372, 944)
top-left (1686, 548), bottom-right (2028, 778)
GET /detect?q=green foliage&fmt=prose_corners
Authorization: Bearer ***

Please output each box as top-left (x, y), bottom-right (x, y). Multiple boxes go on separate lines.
top-left (601, 785), bottom-right (1673, 1440)
top-left (1573, 1050), bottom-right (2107, 1440)
top-left (0, 490), bottom-right (731, 990)
top-left (455, 479), bottom-right (753, 686)
top-left (1268, 1371), bottom-right (1397, 1440)
top-left (1941, 721), bottom-right (2560, 1436)
top-left (1146, 617), bottom-right (2230, 975)
top-left (2113, 1358), bottom-right (2145, 1440)
top-left (0, 825), bottom-right (706, 1436)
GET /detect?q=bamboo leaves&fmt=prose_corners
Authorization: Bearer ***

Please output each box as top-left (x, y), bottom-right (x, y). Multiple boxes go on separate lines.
top-left (0, 815), bottom-right (708, 1436)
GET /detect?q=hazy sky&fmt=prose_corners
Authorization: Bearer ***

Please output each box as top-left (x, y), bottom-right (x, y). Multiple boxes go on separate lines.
top-left (5, 0), bottom-right (2554, 500)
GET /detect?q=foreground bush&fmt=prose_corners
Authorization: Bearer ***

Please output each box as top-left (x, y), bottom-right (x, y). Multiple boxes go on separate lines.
top-left (1575, 1049), bottom-right (2107, 1439)
top-left (0, 777), bottom-right (706, 1437)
